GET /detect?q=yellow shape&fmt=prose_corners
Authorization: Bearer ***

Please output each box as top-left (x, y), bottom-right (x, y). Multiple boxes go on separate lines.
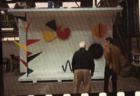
top-left (42, 30), bottom-right (57, 42)
top-left (25, 22), bottom-right (27, 27)
top-left (13, 41), bottom-right (28, 51)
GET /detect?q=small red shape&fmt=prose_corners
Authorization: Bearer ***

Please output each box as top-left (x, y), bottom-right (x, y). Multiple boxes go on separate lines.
top-left (27, 51), bottom-right (33, 57)
top-left (56, 26), bottom-right (71, 40)
top-left (16, 56), bottom-right (28, 67)
top-left (26, 39), bottom-right (40, 46)
top-left (26, 19), bottom-right (32, 33)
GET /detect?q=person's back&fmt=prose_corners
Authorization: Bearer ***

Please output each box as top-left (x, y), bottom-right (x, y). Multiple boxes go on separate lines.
top-left (72, 48), bottom-right (94, 72)
top-left (103, 37), bottom-right (122, 96)
top-left (108, 44), bottom-right (122, 75)
top-left (72, 41), bottom-right (95, 93)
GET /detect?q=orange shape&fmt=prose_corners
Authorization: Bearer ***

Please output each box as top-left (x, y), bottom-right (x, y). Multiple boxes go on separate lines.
top-left (93, 23), bottom-right (107, 38)
top-left (42, 30), bottom-right (57, 42)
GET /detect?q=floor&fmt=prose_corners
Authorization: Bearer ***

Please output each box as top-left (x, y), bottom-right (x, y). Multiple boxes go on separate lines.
top-left (18, 71), bottom-right (104, 82)
top-left (3, 72), bottom-right (140, 96)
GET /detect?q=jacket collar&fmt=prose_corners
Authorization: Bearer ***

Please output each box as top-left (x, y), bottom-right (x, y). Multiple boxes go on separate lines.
top-left (79, 48), bottom-right (85, 50)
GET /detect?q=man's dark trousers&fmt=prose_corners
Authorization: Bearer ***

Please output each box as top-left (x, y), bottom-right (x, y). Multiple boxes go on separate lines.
top-left (104, 66), bottom-right (117, 96)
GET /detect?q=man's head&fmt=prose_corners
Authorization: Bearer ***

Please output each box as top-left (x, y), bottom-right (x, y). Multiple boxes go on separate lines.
top-left (105, 37), bottom-right (113, 44)
top-left (79, 41), bottom-right (86, 49)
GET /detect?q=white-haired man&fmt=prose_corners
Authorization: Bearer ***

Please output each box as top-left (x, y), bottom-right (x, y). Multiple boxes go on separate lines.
top-left (72, 41), bottom-right (95, 93)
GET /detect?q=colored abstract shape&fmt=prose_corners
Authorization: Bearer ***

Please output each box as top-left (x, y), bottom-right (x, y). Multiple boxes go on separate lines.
top-left (93, 23), bottom-right (107, 38)
top-left (88, 43), bottom-right (103, 59)
top-left (45, 20), bottom-right (57, 31)
top-left (56, 26), bottom-right (71, 40)
top-left (16, 56), bottom-right (28, 67)
top-left (27, 51), bottom-right (33, 57)
top-left (27, 68), bottom-right (34, 77)
top-left (27, 52), bottom-right (42, 63)
top-left (27, 39), bottom-right (40, 46)
top-left (26, 19), bottom-right (32, 33)
top-left (42, 30), bottom-right (57, 42)
top-left (13, 41), bottom-right (27, 51)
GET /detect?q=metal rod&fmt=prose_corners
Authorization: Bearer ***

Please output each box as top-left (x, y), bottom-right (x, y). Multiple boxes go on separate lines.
top-left (73, 0), bottom-right (80, 7)
top-left (14, 17), bottom-right (19, 28)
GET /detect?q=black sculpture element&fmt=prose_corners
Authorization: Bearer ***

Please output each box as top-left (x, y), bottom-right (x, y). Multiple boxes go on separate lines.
top-left (45, 20), bottom-right (57, 31)
top-left (27, 68), bottom-right (34, 77)
top-left (62, 60), bottom-right (72, 72)
top-left (88, 43), bottom-right (103, 59)
top-left (27, 52), bottom-right (42, 63)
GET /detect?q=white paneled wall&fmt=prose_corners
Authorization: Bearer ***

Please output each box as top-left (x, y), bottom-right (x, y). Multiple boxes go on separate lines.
top-left (19, 11), bottom-right (112, 74)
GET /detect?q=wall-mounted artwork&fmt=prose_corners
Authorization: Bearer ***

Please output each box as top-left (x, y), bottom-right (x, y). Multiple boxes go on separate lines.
top-left (44, 20), bottom-right (71, 41)
top-left (57, 26), bottom-right (71, 40)
top-left (42, 30), bottom-right (57, 42)
top-left (27, 52), bottom-right (42, 63)
top-left (13, 14), bottom-right (42, 76)
top-left (88, 43), bottom-right (104, 59)
top-left (8, 7), bottom-right (123, 82)
top-left (27, 51), bottom-right (33, 57)
top-left (61, 60), bottom-right (72, 72)
top-left (13, 41), bottom-right (27, 51)
top-left (45, 20), bottom-right (57, 31)
top-left (93, 23), bottom-right (107, 38)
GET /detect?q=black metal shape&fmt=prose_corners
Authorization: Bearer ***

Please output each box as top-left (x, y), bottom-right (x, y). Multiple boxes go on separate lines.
top-left (27, 52), bottom-right (42, 63)
top-left (45, 20), bottom-right (57, 31)
top-left (88, 43), bottom-right (103, 59)
top-left (27, 68), bottom-right (34, 77)
top-left (62, 60), bottom-right (72, 72)
top-left (52, 1), bottom-right (60, 8)
top-left (73, 0), bottom-right (80, 7)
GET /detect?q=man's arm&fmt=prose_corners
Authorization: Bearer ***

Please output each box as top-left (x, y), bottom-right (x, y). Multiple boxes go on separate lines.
top-left (72, 52), bottom-right (76, 73)
top-left (91, 59), bottom-right (95, 76)
top-left (104, 45), bottom-right (111, 65)
top-left (89, 52), bottom-right (94, 76)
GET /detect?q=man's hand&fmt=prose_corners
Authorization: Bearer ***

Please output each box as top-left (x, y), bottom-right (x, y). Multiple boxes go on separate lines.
top-left (106, 61), bottom-right (109, 66)
top-left (91, 73), bottom-right (94, 77)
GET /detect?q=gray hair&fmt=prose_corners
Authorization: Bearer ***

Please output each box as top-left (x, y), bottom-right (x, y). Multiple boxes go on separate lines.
top-left (79, 41), bottom-right (86, 48)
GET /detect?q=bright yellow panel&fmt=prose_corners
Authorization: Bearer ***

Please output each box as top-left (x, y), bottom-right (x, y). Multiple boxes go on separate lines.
top-left (42, 30), bottom-right (57, 42)
top-left (13, 41), bottom-right (28, 51)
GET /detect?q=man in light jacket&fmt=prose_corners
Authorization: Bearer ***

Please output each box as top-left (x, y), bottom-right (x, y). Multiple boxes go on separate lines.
top-left (104, 37), bottom-right (122, 96)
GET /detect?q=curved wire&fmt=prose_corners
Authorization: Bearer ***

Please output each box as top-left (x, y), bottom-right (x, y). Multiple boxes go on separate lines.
top-left (61, 60), bottom-right (72, 72)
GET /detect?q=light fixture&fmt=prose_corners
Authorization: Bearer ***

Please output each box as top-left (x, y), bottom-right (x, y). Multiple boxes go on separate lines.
top-left (62, 2), bottom-right (81, 7)
top-left (117, 92), bottom-right (125, 96)
top-left (15, 37), bottom-right (19, 40)
top-left (1, 11), bottom-right (5, 14)
top-left (3, 38), bottom-right (8, 41)
top-left (35, 2), bottom-right (48, 8)
top-left (8, 3), bottom-right (16, 8)
top-left (2, 28), bottom-right (14, 31)
top-left (8, 37), bottom-right (15, 41)
top-left (6, 0), bottom-right (12, 1)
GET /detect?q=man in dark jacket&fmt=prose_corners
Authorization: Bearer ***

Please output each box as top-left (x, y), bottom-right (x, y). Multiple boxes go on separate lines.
top-left (72, 41), bottom-right (95, 93)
